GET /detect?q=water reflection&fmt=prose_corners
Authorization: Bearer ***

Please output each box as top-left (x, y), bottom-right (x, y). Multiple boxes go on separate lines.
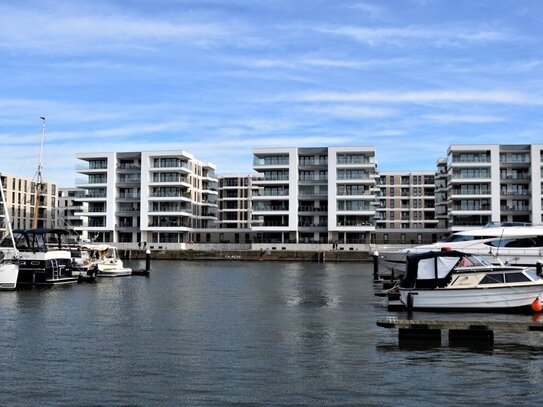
top-left (1, 260), bottom-right (543, 405)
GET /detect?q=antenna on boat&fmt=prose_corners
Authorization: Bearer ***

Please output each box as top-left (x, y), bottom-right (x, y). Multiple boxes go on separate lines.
top-left (32, 116), bottom-right (46, 229)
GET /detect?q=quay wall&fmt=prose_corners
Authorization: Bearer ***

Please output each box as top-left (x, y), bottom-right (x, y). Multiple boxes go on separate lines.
top-left (123, 249), bottom-right (372, 262)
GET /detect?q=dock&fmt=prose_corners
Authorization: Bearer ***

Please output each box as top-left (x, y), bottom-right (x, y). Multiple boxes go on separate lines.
top-left (377, 318), bottom-right (543, 345)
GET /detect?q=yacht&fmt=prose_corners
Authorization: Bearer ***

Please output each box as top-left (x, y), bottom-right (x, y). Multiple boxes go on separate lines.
top-left (398, 250), bottom-right (543, 311)
top-left (379, 222), bottom-right (543, 273)
top-left (0, 229), bottom-right (78, 285)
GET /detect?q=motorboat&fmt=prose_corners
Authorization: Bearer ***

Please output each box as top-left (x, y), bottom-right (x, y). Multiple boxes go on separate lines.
top-left (0, 228), bottom-right (78, 285)
top-left (398, 250), bottom-right (543, 311)
top-left (0, 179), bottom-right (19, 290)
top-left (379, 222), bottom-right (543, 273)
top-left (80, 244), bottom-right (132, 277)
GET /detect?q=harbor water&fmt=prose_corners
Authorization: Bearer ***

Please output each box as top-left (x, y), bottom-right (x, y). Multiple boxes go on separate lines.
top-left (1, 260), bottom-right (543, 406)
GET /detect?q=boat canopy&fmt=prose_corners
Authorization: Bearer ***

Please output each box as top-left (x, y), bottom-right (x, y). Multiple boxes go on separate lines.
top-left (0, 229), bottom-right (70, 252)
top-left (400, 250), bottom-right (466, 289)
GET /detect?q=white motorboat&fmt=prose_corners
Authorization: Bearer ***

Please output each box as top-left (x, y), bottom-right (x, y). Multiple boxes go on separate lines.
top-left (398, 250), bottom-right (543, 311)
top-left (0, 229), bottom-right (79, 285)
top-left (380, 222), bottom-right (543, 273)
top-left (0, 179), bottom-right (19, 290)
top-left (80, 244), bottom-right (132, 277)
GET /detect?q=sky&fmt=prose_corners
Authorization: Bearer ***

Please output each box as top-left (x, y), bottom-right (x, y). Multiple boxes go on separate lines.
top-left (1, 0), bottom-right (543, 187)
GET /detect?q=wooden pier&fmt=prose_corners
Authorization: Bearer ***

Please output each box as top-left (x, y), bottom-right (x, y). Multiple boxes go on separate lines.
top-left (377, 318), bottom-right (543, 345)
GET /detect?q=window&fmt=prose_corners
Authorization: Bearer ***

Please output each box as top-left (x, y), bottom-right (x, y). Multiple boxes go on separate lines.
top-left (479, 274), bottom-right (505, 284)
top-left (505, 273), bottom-right (530, 283)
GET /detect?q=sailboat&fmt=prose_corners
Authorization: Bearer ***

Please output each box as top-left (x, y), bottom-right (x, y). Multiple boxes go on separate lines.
top-left (0, 174), bottom-right (19, 290)
top-left (0, 118), bottom-right (78, 285)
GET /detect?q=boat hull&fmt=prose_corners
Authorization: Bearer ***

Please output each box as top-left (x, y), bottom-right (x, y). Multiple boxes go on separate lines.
top-left (0, 263), bottom-right (19, 290)
top-left (399, 285), bottom-right (543, 311)
top-left (96, 266), bottom-right (132, 277)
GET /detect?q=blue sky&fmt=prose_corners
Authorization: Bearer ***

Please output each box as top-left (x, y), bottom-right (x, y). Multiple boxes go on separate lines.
top-left (1, 0), bottom-right (543, 187)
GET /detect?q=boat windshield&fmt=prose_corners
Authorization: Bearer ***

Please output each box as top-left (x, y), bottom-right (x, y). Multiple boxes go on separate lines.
top-left (469, 255), bottom-right (492, 267)
top-left (525, 270), bottom-right (540, 281)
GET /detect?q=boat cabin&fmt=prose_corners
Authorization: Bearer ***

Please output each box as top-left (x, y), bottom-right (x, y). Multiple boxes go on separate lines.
top-left (399, 250), bottom-right (540, 290)
top-left (0, 229), bottom-right (70, 253)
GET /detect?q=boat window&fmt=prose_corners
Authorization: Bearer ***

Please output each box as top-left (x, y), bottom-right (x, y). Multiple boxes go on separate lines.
top-left (480, 274), bottom-right (505, 284)
top-left (525, 270), bottom-right (540, 281)
top-left (0, 235), bottom-right (14, 247)
top-left (441, 235), bottom-right (475, 243)
top-left (484, 238), bottom-right (538, 248)
top-left (505, 273), bottom-right (531, 283)
top-left (0, 232), bottom-right (29, 250)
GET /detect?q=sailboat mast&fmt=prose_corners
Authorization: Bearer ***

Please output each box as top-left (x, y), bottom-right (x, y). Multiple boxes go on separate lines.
top-left (32, 117), bottom-right (46, 229)
top-left (0, 176), bottom-right (17, 250)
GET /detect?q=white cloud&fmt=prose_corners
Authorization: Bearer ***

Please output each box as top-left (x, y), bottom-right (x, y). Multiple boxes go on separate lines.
top-left (424, 114), bottom-right (505, 123)
top-left (316, 25), bottom-right (513, 46)
top-left (292, 90), bottom-right (540, 105)
top-left (0, 4), bottom-right (238, 53)
top-left (304, 105), bottom-right (396, 118)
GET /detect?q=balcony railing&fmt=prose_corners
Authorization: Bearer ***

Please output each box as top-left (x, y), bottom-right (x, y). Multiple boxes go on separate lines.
top-left (500, 174), bottom-right (531, 180)
top-left (337, 157), bottom-right (375, 165)
top-left (253, 190), bottom-right (289, 197)
top-left (253, 157), bottom-right (289, 166)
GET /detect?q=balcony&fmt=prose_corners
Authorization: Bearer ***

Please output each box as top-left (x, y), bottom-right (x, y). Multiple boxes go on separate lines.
top-left (253, 157), bottom-right (289, 166)
top-left (336, 157), bottom-right (375, 165)
top-left (76, 162), bottom-right (108, 171)
top-left (117, 163), bottom-right (141, 171)
top-left (151, 161), bottom-right (191, 171)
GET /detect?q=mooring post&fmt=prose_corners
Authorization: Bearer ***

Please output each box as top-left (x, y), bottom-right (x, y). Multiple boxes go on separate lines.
top-left (372, 251), bottom-right (379, 281)
top-left (537, 260), bottom-right (543, 276)
top-left (145, 249), bottom-right (151, 272)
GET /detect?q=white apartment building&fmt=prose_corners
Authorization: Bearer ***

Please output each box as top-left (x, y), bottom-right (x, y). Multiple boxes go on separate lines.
top-left (445, 144), bottom-right (543, 230)
top-left (0, 172), bottom-right (58, 232)
top-left (75, 151), bottom-right (218, 247)
top-left (216, 174), bottom-right (257, 244)
top-left (375, 171), bottom-right (444, 244)
top-left (251, 147), bottom-right (377, 245)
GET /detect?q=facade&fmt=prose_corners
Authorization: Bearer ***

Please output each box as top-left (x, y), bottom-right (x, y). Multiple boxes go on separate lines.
top-left (58, 187), bottom-right (88, 243)
top-left (215, 174), bottom-right (257, 244)
top-left (75, 151), bottom-right (218, 246)
top-left (251, 147), bottom-right (378, 244)
top-left (374, 171), bottom-right (443, 244)
top-left (0, 172), bottom-right (58, 233)
top-left (443, 144), bottom-right (543, 230)
top-left (434, 158), bottom-right (448, 230)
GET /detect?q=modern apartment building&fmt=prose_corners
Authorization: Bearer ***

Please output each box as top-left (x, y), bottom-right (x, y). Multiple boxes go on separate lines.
top-left (75, 150), bottom-right (218, 246)
top-left (58, 187), bottom-right (88, 243)
top-left (216, 174), bottom-right (257, 244)
top-left (0, 172), bottom-right (58, 232)
top-left (443, 144), bottom-right (543, 230)
top-left (251, 147), bottom-right (377, 244)
top-left (374, 171), bottom-right (443, 244)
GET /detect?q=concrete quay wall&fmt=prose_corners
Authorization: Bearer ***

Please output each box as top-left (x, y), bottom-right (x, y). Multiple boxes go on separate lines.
top-left (123, 249), bottom-right (372, 262)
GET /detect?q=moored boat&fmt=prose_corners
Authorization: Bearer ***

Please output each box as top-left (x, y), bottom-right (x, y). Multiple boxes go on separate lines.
top-left (398, 250), bottom-right (543, 312)
top-left (379, 222), bottom-right (543, 274)
top-left (80, 244), bottom-right (132, 277)
top-left (0, 228), bottom-right (78, 285)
